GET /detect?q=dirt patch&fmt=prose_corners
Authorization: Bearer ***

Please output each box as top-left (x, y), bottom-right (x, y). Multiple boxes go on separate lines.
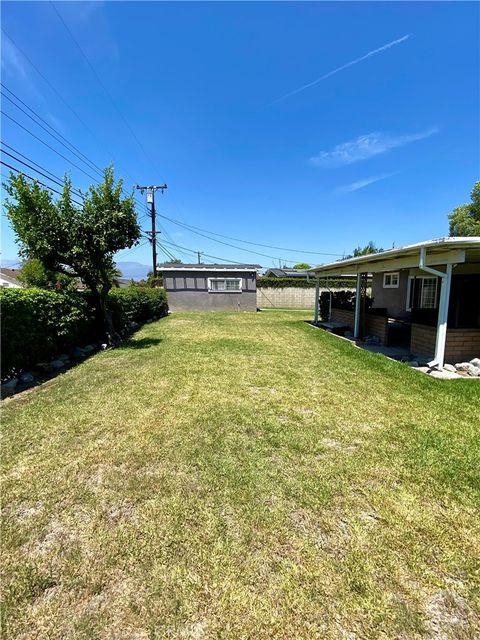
top-left (425, 590), bottom-right (473, 639)
top-left (14, 502), bottom-right (43, 521)
top-left (31, 519), bottom-right (74, 556)
top-left (105, 502), bottom-right (136, 523)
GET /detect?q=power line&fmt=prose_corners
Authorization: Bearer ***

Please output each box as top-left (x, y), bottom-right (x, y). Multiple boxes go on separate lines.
top-left (1, 110), bottom-right (101, 183)
top-left (1, 160), bottom-right (84, 206)
top-left (1, 84), bottom-right (104, 178)
top-left (50, 1), bottom-right (165, 180)
top-left (1, 147), bottom-right (77, 194)
top-left (155, 238), bottom-right (248, 265)
top-left (151, 215), bottom-right (312, 265)
top-left (1, 142), bottom-right (83, 195)
top-left (0, 28), bottom-right (149, 197)
top-left (161, 213), bottom-right (342, 257)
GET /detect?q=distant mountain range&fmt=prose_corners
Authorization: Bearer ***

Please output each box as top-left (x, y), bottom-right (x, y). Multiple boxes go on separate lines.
top-left (1, 258), bottom-right (150, 281)
top-left (116, 261), bottom-right (150, 281)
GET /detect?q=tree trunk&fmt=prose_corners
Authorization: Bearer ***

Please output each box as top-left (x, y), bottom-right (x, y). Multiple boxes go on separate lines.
top-left (89, 283), bottom-right (120, 347)
top-left (99, 284), bottom-right (121, 346)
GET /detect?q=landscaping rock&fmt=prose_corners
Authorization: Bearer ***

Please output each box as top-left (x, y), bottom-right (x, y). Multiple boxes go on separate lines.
top-left (57, 354), bottom-right (69, 362)
top-left (146, 319), bottom-right (153, 324)
top-left (50, 359), bottom-right (65, 370)
top-left (35, 362), bottom-right (51, 372)
top-left (100, 343), bottom-right (108, 350)
top-left (129, 322), bottom-right (140, 331)
top-left (83, 344), bottom-right (96, 354)
top-left (470, 357), bottom-right (480, 368)
top-left (409, 361), bottom-right (419, 368)
top-left (1, 378), bottom-right (18, 397)
top-left (19, 372), bottom-right (35, 383)
top-left (72, 347), bottom-right (86, 358)
top-left (455, 362), bottom-right (476, 375)
top-left (469, 365), bottom-right (480, 377)
top-left (443, 364), bottom-right (456, 373)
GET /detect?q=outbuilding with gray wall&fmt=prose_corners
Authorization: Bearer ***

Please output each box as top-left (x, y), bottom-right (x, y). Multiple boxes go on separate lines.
top-left (159, 264), bottom-right (260, 312)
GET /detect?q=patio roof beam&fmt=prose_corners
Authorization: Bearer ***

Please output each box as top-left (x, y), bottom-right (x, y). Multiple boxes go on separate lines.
top-left (354, 273), bottom-right (362, 339)
top-left (310, 249), bottom-right (466, 278)
top-left (417, 247), bottom-right (454, 370)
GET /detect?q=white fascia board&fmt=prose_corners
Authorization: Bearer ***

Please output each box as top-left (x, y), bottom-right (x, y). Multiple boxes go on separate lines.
top-left (310, 249), bottom-right (466, 276)
top-left (160, 267), bottom-right (258, 272)
top-left (309, 237), bottom-right (479, 275)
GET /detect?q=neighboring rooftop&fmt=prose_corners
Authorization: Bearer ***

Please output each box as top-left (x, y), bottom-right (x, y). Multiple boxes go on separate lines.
top-left (0, 268), bottom-right (21, 280)
top-left (264, 268), bottom-right (310, 278)
top-left (158, 263), bottom-right (261, 271)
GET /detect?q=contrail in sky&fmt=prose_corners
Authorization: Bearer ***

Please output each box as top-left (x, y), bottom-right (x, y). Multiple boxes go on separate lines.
top-left (269, 34), bottom-right (410, 105)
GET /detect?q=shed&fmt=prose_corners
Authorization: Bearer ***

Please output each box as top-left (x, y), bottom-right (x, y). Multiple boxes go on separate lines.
top-left (159, 264), bottom-right (261, 312)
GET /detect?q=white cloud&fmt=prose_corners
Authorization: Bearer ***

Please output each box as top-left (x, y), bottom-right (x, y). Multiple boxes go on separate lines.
top-left (1, 38), bottom-right (28, 79)
top-left (311, 127), bottom-right (439, 168)
top-left (337, 172), bottom-right (396, 193)
top-left (270, 34), bottom-right (410, 105)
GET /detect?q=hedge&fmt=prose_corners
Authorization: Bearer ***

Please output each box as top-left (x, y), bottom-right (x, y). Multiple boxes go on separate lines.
top-left (1, 287), bottom-right (168, 379)
top-left (257, 276), bottom-right (357, 289)
top-left (319, 290), bottom-right (373, 320)
top-left (108, 287), bottom-right (168, 328)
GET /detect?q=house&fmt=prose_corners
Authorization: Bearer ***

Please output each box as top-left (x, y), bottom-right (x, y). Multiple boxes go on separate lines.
top-left (0, 268), bottom-right (23, 288)
top-left (309, 237), bottom-right (480, 367)
top-left (264, 268), bottom-right (310, 278)
top-left (159, 263), bottom-right (261, 312)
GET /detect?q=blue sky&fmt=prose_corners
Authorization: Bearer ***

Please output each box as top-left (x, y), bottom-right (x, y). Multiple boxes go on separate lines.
top-left (1, 1), bottom-right (479, 271)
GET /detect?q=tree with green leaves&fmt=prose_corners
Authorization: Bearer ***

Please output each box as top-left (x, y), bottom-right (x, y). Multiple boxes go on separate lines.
top-left (448, 181), bottom-right (480, 236)
top-left (4, 167), bottom-right (141, 343)
top-left (292, 263), bottom-right (311, 270)
top-left (344, 241), bottom-right (383, 260)
top-left (18, 258), bottom-right (72, 290)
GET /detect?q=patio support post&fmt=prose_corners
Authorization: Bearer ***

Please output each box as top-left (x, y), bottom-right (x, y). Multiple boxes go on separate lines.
top-left (432, 262), bottom-right (453, 369)
top-left (354, 272), bottom-right (362, 339)
top-left (314, 277), bottom-right (320, 324)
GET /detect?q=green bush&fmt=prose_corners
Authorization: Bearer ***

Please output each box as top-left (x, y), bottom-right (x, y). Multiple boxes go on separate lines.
top-left (1, 288), bottom-right (95, 379)
top-left (108, 288), bottom-right (168, 327)
top-left (1, 287), bottom-right (169, 379)
top-left (257, 276), bottom-right (357, 289)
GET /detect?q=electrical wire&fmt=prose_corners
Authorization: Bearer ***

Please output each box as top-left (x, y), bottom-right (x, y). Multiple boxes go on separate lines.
top-left (1, 160), bottom-right (84, 206)
top-left (1, 86), bottom-right (104, 178)
top-left (160, 213), bottom-right (343, 257)
top-left (50, 1), bottom-right (165, 181)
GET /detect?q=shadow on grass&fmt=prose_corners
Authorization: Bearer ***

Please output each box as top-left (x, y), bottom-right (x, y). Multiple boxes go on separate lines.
top-left (121, 337), bottom-right (163, 350)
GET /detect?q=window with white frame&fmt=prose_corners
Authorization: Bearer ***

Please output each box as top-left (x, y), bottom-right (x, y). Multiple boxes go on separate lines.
top-left (383, 272), bottom-right (399, 288)
top-left (208, 277), bottom-right (242, 292)
top-left (420, 277), bottom-right (437, 309)
top-left (406, 276), bottom-right (438, 311)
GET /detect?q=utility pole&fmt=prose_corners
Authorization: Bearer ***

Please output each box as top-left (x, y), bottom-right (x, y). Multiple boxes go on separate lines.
top-left (135, 184), bottom-right (167, 277)
top-left (197, 251), bottom-right (204, 264)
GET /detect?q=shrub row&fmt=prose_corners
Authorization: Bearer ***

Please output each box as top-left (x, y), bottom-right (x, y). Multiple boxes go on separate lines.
top-left (257, 276), bottom-right (357, 289)
top-left (108, 287), bottom-right (168, 329)
top-left (1, 287), bottom-right (168, 379)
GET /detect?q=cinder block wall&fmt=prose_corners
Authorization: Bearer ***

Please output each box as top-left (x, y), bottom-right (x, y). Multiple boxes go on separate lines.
top-left (257, 287), bottom-right (357, 310)
top-left (256, 287), bottom-right (317, 309)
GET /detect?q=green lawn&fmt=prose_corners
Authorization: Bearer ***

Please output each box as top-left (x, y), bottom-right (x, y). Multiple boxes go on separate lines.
top-left (2, 310), bottom-right (479, 639)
